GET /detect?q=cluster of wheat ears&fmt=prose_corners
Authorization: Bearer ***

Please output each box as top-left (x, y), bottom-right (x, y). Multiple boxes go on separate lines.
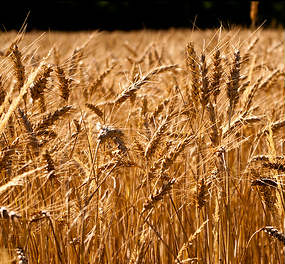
top-left (0, 27), bottom-right (283, 263)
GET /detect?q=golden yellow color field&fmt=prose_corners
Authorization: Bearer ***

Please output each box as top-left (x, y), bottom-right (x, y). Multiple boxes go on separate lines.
top-left (0, 28), bottom-right (284, 263)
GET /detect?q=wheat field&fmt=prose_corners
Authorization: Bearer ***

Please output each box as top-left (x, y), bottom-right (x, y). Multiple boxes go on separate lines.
top-left (0, 27), bottom-right (284, 263)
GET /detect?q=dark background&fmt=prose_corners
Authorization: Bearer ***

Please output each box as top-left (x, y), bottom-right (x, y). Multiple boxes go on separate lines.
top-left (2, 1), bottom-right (285, 31)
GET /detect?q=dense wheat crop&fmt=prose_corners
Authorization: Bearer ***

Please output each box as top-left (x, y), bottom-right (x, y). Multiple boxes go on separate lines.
top-left (0, 27), bottom-right (283, 263)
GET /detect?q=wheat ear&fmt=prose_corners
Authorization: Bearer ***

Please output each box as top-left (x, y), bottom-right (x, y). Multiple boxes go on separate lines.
top-left (210, 49), bottom-right (223, 103)
top-left (55, 65), bottom-right (71, 102)
top-left (227, 49), bottom-right (241, 127)
top-left (97, 64), bottom-right (177, 109)
top-left (35, 105), bottom-right (73, 132)
top-left (262, 226), bottom-right (285, 245)
top-left (7, 44), bottom-right (25, 92)
top-left (89, 63), bottom-right (116, 97)
top-left (185, 42), bottom-right (200, 108)
top-left (142, 177), bottom-right (176, 213)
